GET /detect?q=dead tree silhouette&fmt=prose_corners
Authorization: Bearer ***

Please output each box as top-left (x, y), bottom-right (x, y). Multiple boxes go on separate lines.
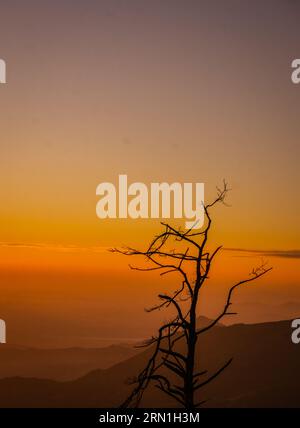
top-left (111, 182), bottom-right (272, 409)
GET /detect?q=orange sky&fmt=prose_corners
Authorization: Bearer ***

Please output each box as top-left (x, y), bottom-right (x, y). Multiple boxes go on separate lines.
top-left (0, 0), bottom-right (299, 346)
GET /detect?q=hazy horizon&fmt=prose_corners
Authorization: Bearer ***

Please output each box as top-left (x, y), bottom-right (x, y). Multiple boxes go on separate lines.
top-left (0, 0), bottom-right (299, 347)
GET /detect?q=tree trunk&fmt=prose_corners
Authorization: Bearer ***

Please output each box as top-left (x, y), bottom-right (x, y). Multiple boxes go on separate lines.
top-left (185, 304), bottom-right (197, 409)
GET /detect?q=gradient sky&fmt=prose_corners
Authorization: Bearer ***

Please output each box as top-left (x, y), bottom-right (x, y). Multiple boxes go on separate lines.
top-left (0, 0), bottom-right (299, 346)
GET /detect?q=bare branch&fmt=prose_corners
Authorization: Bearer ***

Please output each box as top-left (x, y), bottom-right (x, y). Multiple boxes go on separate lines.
top-left (197, 264), bottom-right (273, 335)
top-left (115, 182), bottom-right (272, 409)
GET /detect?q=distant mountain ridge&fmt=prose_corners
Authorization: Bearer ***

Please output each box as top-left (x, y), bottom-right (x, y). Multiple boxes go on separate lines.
top-left (0, 344), bottom-right (138, 381)
top-left (0, 318), bottom-right (298, 407)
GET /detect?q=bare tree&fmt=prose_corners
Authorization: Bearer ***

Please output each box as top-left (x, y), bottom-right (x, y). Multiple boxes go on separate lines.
top-left (111, 182), bottom-right (272, 409)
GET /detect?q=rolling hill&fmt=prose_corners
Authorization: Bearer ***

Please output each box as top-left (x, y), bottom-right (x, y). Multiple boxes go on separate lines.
top-left (0, 344), bottom-right (138, 381)
top-left (0, 318), bottom-right (298, 407)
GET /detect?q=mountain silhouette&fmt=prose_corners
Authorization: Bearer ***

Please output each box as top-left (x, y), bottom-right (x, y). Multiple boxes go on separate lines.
top-left (0, 319), bottom-right (298, 407)
top-left (0, 344), bottom-right (138, 381)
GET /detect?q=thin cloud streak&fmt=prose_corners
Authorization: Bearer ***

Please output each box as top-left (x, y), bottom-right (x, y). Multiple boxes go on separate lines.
top-left (0, 242), bottom-right (108, 253)
top-left (223, 248), bottom-right (300, 259)
top-left (2, 242), bottom-right (299, 258)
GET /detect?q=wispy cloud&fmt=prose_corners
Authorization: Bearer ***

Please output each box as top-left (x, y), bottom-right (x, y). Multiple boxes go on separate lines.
top-left (0, 242), bottom-right (108, 253)
top-left (223, 248), bottom-right (300, 259)
top-left (2, 242), bottom-right (299, 259)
